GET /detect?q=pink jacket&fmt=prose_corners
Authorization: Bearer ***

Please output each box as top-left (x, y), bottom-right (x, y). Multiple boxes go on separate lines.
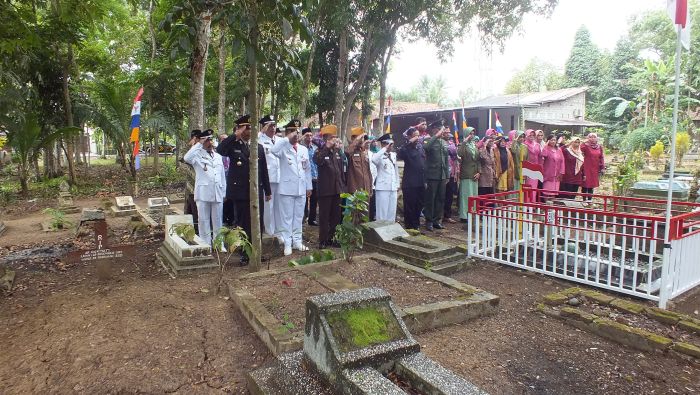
top-left (524, 139), bottom-right (542, 166)
top-left (541, 145), bottom-right (565, 182)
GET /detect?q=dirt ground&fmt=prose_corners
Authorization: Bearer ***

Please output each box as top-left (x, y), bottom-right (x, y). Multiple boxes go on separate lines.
top-left (1, 198), bottom-right (699, 394)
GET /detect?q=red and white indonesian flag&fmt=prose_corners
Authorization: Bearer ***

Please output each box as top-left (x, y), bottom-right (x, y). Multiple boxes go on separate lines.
top-left (522, 161), bottom-right (543, 182)
top-left (668, 0), bottom-right (691, 50)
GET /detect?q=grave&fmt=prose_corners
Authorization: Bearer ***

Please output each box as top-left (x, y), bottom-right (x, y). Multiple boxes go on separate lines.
top-left (57, 180), bottom-right (79, 214)
top-left (248, 287), bottom-right (488, 395)
top-left (137, 196), bottom-right (181, 227)
top-left (363, 221), bottom-right (469, 274)
top-left (156, 214), bottom-right (218, 277)
top-left (111, 196), bottom-right (138, 217)
top-left (167, 192), bottom-right (185, 204)
top-left (629, 180), bottom-right (690, 201)
top-left (231, 253), bottom-right (498, 356)
top-left (64, 209), bottom-right (134, 280)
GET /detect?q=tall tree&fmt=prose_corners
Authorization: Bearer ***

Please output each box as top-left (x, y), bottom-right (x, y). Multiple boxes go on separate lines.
top-left (504, 58), bottom-right (565, 94)
top-left (564, 26), bottom-right (603, 89)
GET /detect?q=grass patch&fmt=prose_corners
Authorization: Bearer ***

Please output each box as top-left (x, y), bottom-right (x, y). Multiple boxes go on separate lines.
top-left (327, 304), bottom-right (404, 352)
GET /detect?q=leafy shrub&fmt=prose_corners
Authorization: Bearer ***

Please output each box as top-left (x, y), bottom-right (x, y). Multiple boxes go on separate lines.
top-left (622, 125), bottom-right (665, 153)
top-left (288, 249), bottom-right (336, 267)
top-left (613, 152), bottom-right (645, 196)
top-left (334, 190), bottom-right (369, 263)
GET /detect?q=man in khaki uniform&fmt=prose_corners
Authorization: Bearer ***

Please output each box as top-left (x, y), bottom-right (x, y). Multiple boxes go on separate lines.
top-left (345, 126), bottom-right (373, 196)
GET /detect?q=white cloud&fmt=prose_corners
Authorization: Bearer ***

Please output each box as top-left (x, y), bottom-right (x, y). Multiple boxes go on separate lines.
top-left (387, 0), bottom-right (664, 101)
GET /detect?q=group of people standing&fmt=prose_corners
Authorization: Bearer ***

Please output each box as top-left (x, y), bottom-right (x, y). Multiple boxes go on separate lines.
top-left (182, 113), bottom-right (606, 261)
top-left (182, 115), bottom-right (400, 263)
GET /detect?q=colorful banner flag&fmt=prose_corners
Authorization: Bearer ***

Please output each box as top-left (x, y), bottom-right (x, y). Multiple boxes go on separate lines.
top-left (385, 95), bottom-right (392, 134)
top-left (461, 105), bottom-right (468, 131)
top-left (129, 87), bottom-right (144, 170)
top-left (668, 0), bottom-right (691, 49)
top-left (451, 111), bottom-right (459, 143)
top-left (494, 112), bottom-right (503, 134)
top-left (522, 160), bottom-right (543, 182)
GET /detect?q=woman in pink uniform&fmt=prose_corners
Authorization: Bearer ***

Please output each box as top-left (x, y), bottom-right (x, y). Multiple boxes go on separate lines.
top-left (580, 132), bottom-right (605, 201)
top-left (540, 134), bottom-right (565, 200)
top-left (522, 129), bottom-right (542, 202)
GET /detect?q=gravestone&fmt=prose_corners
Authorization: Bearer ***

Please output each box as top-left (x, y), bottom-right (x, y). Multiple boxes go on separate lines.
top-left (363, 221), bottom-right (469, 274)
top-left (57, 180), bottom-right (79, 214)
top-left (65, 209), bottom-right (134, 280)
top-left (111, 196), bottom-right (137, 217)
top-left (248, 288), bottom-right (487, 395)
top-left (629, 180), bottom-right (690, 201)
top-left (137, 197), bottom-right (179, 227)
top-left (148, 197), bottom-right (170, 210)
top-left (156, 214), bottom-right (218, 277)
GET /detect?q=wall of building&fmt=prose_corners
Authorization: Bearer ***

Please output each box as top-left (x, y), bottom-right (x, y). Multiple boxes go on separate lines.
top-left (523, 92), bottom-right (586, 121)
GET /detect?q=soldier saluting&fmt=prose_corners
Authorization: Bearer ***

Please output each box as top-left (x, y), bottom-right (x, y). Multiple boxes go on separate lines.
top-left (216, 115), bottom-right (272, 265)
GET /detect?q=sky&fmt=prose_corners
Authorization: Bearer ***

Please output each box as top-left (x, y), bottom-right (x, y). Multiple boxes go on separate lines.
top-left (386, 0), bottom-right (666, 102)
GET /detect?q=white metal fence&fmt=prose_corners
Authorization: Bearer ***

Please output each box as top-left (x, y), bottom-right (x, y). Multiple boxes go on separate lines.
top-left (467, 189), bottom-right (700, 308)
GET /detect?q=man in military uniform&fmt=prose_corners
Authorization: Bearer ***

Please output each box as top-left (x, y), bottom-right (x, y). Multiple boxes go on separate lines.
top-left (313, 124), bottom-right (345, 248)
top-left (257, 115), bottom-right (280, 237)
top-left (397, 127), bottom-right (425, 230)
top-left (217, 115), bottom-right (272, 264)
top-left (423, 120), bottom-right (450, 231)
top-left (345, 126), bottom-right (373, 196)
top-left (183, 129), bottom-right (201, 232)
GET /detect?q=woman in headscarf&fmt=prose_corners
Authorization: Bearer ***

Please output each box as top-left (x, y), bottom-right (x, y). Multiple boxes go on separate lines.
top-left (580, 132), bottom-right (605, 200)
top-left (540, 134), bottom-right (565, 200)
top-left (457, 129), bottom-right (480, 222)
top-left (493, 136), bottom-right (515, 192)
top-left (478, 137), bottom-right (496, 195)
top-left (509, 131), bottom-right (528, 191)
top-left (443, 134), bottom-right (460, 223)
top-left (522, 129), bottom-right (542, 202)
top-left (560, 136), bottom-right (584, 199)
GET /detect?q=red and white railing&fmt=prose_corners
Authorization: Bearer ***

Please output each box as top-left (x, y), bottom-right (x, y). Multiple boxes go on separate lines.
top-left (467, 187), bottom-right (700, 307)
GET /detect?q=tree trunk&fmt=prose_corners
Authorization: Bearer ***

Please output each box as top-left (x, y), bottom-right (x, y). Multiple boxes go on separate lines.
top-left (217, 19), bottom-right (227, 134)
top-left (19, 161), bottom-right (29, 196)
top-left (298, 16), bottom-right (321, 120)
top-left (247, 2), bottom-right (262, 272)
top-left (32, 154), bottom-right (41, 181)
top-left (152, 131), bottom-right (159, 172)
top-left (61, 45), bottom-right (76, 185)
top-left (187, 8), bottom-right (213, 132)
top-left (377, 44), bottom-right (394, 135)
top-left (334, 27), bottom-right (348, 140)
top-left (148, 0), bottom-right (157, 63)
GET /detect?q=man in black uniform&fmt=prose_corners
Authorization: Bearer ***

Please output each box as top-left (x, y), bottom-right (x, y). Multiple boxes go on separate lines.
top-left (216, 115), bottom-right (272, 265)
top-left (397, 127), bottom-right (426, 230)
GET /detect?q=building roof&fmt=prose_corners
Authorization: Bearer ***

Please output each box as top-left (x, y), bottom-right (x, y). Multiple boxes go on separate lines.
top-left (464, 87), bottom-right (590, 109)
top-left (525, 118), bottom-right (607, 127)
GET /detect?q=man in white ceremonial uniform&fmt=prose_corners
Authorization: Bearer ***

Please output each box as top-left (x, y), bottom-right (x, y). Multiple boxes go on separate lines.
top-left (272, 119), bottom-right (312, 256)
top-left (183, 129), bottom-right (227, 245)
top-left (371, 133), bottom-right (399, 222)
top-left (257, 115), bottom-right (280, 237)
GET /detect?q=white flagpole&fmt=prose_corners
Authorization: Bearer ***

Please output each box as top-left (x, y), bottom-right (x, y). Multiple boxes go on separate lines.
top-left (660, 23), bottom-right (683, 308)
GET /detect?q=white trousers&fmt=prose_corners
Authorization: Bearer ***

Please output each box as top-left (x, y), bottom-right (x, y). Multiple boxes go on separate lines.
top-left (278, 194), bottom-right (305, 247)
top-left (375, 190), bottom-right (398, 222)
top-left (263, 182), bottom-right (279, 236)
top-left (196, 200), bottom-right (223, 246)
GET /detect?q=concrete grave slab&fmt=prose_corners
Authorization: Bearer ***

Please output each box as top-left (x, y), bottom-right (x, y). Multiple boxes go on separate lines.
top-left (148, 197), bottom-right (170, 209)
top-left (156, 214), bottom-right (217, 277)
top-left (230, 253), bottom-right (499, 356)
top-left (111, 196), bottom-right (138, 217)
top-left (364, 221), bottom-right (470, 275)
top-left (248, 287), bottom-right (489, 395)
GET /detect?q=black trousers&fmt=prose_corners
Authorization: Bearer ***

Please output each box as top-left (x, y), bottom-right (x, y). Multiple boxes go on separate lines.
top-left (318, 194), bottom-right (341, 245)
top-left (559, 183), bottom-right (580, 199)
top-left (581, 187), bottom-right (594, 201)
top-left (304, 179), bottom-right (318, 224)
top-left (402, 186), bottom-right (425, 230)
top-left (234, 195), bottom-right (264, 257)
top-left (369, 191), bottom-right (377, 221)
top-left (184, 191), bottom-right (199, 233)
top-left (444, 178), bottom-right (458, 219)
top-left (223, 198), bottom-right (236, 226)
top-left (478, 186), bottom-right (494, 195)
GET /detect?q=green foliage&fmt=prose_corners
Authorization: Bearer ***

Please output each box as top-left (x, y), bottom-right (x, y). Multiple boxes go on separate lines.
top-left (564, 26), bottom-right (603, 89)
top-left (288, 249), bottom-right (336, 267)
top-left (279, 313), bottom-right (295, 333)
top-left (649, 140), bottom-right (664, 166)
top-left (504, 58), bottom-right (565, 94)
top-left (42, 208), bottom-right (72, 230)
top-left (622, 125), bottom-right (665, 153)
top-left (171, 223), bottom-right (196, 244)
top-left (676, 132), bottom-right (691, 165)
top-left (212, 226), bottom-right (251, 256)
top-left (334, 190), bottom-right (370, 263)
top-left (613, 152), bottom-right (644, 196)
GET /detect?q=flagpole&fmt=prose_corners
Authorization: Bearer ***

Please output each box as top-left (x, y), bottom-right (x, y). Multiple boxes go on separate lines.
top-left (660, 23), bottom-right (683, 308)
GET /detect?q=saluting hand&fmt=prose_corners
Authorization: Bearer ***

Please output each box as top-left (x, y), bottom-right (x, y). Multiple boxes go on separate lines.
top-left (265, 195), bottom-right (272, 201)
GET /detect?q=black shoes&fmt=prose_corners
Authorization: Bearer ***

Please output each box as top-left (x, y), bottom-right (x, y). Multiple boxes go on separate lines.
top-left (239, 254), bottom-right (249, 266)
top-left (308, 220), bottom-right (318, 226)
top-left (433, 223), bottom-right (445, 230)
top-left (425, 224), bottom-right (434, 232)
